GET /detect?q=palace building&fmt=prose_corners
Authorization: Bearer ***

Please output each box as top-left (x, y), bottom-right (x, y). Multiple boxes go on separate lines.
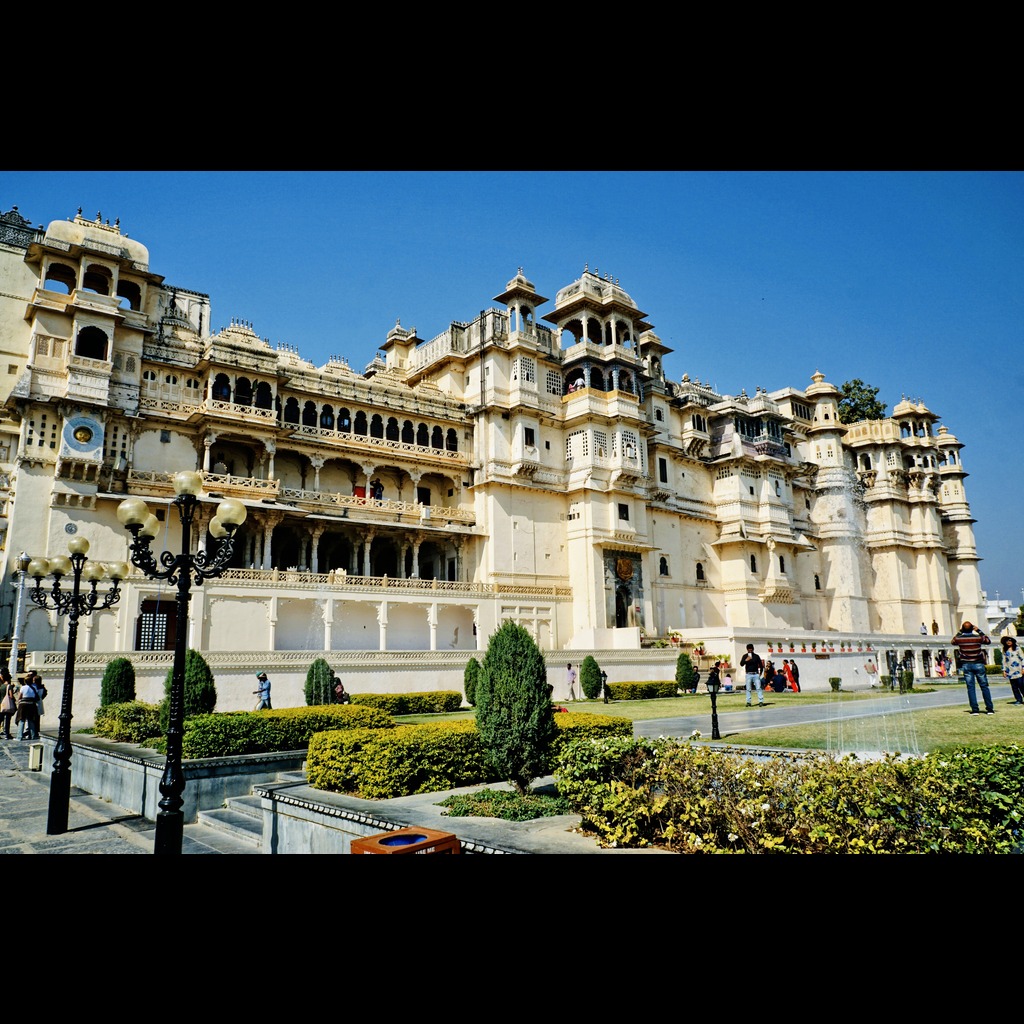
top-left (0, 204), bottom-right (986, 697)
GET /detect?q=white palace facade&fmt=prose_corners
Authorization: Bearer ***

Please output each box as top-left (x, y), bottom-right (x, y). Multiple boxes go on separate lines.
top-left (0, 205), bottom-right (987, 706)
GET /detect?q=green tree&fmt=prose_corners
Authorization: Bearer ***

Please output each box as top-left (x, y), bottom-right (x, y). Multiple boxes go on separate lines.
top-left (580, 655), bottom-right (603, 700)
top-left (464, 656), bottom-right (481, 706)
top-left (837, 379), bottom-right (888, 424)
top-left (675, 652), bottom-right (697, 691)
top-left (159, 648), bottom-right (216, 733)
top-left (99, 656), bottom-right (136, 707)
top-left (475, 622), bottom-right (558, 795)
top-left (305, 657), bottom-right (334, 706)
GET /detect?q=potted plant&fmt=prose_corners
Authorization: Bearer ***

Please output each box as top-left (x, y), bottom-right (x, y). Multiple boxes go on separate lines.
top-left (828, 677), bottom-right (842, 692)
top-left (789, 643), bottom-right (795, 653)
top-left (801, 643), bottom-right (807, 653)
top-left (811, 642), bottom-right (817, 652)
top-left (767, 642), bottom-right (774, 653)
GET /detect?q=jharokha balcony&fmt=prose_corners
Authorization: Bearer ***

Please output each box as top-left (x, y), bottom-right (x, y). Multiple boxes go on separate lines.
top-left (125, 471), bottom-right (476, 527)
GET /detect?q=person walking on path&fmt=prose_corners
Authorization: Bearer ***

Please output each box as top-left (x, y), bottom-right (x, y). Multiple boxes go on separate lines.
top-left (566, 663), bottom-right (578, 701)
top-left (253, 671), bottom-right (272, 710)
top-left (952, 621), bottom-right (994, 715)
top-left (1000, 636), bottom-right (1024, 705)
top-left (739, 643), bottom-right (765, 707)
top-left (0, 667), bottom-right (17, 739)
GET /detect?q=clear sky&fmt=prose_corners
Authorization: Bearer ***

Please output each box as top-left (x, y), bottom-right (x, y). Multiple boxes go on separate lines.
top-left (2, 170), bottom-right (1021, 615)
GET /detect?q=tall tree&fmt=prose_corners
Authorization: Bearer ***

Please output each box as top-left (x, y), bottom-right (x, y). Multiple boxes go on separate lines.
top-left (838, 379), bottom-right (887, 423)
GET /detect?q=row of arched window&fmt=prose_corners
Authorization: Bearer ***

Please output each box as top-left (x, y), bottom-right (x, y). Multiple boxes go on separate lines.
top-left (205, 373), bottom-right (461, 451)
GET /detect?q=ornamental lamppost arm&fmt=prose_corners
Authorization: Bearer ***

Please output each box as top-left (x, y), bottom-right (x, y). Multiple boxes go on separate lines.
top-left (117, 471), bottom-right (246, 856)
top-left (27, 538), bottom-right (127, 835)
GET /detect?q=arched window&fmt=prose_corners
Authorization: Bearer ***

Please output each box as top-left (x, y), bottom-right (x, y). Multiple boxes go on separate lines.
top-left (234, 377), bottom-right (253, 406)
top-left (302, 401), bottom-right (317, 427)
top-left (75, 326), bottom-right (108, 360)
top-left (431, 426), bottom-right (443, 449)
top-left (338, 408), bottom-right (351, 432)
top-left (779, 556), bottom-right (785, 573)
top-left (402, 420), bottom-right (414, 444)
top-left (750, 555), bottom-right (757, 573)
top-left (354, 411), bottom-right (368, 435)
top-left (43, 262), bottom-right (75, 294)
top-left (814, 574), bottom-right (821, 590)
top-left (212, 374), bottom-right (232, 401)
top-left (117, 280), bottom-right (142, 311)
top-left (370, 414), bottom-right (384, 438)
top-left (82, 264), bottom-right (111, 296)
top-left (320, 405), bottom-right (335, 430)
top-left (283, 398), bottom-right (300, 424)
top-left (386, 417), bottom-right (399, 441)
top-left (446, 428), bottom-right (458, 452)
top-left (416, 423), bottom-right (429, 447)
top-left (696, 562), bottom-right (705, 581)
top-left (659, 556), bottom-right (669, 576)
top-left (254, 382), bottom-right (273, 409)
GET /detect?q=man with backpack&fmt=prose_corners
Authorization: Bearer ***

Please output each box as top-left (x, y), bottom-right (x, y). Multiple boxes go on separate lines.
top-left (740, 643), bottom-right (765, 707)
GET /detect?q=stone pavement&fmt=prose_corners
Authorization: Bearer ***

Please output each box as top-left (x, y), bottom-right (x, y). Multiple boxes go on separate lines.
top-left (0, 736), bottom-right (256, 855)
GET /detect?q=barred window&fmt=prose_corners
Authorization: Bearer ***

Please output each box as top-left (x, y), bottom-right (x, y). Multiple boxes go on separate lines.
top-left (515, 357), bottom-right (535, 383)
top-left (566, 430), bottom-right (588, 460)
top-left (546, 370), bottom-right (562, 396)
top-left (594, 430), bottom-right (608, 457)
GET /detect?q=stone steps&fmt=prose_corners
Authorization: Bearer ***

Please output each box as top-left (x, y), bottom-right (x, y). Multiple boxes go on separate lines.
top-left (192, 793), bottom-right (265, 852)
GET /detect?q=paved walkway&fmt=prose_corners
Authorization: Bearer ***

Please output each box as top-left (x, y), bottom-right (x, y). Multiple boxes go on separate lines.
top-left (0, 681), bottom-right (1013, 855)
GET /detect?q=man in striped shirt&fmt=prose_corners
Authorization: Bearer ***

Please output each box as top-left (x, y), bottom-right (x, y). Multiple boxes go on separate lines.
top-left (952, 621), bottom-right (994, 715)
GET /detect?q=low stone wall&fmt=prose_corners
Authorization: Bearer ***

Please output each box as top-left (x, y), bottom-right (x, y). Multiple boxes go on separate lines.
top-left (40, 736), bottom-right (307, 823)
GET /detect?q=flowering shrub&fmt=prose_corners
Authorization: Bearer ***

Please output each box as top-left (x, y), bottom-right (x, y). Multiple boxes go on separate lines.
top-left (553, 738), bottom-right (1024, 853)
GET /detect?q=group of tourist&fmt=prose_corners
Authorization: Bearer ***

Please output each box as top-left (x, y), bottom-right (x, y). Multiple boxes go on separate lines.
top-left (737, 644), bottom-right (802, 705)
top-left (0, 667), bottom-right (47, 740)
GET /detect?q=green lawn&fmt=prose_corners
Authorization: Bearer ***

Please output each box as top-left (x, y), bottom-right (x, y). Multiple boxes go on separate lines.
top-left (396, 685), bottom-right (1024, 755)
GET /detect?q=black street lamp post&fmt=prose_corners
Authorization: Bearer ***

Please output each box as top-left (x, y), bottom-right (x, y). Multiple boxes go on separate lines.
top-left (27, 538), bottom-right (127, 835)
top-left (601, 670), bottom-right (609, 704)
top-left (707, 665), bottom-right (722, 740)
top-left (117, 471), bottom-right (246, 856)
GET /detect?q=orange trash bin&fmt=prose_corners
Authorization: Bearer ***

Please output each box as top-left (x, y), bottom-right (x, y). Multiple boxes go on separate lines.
top-left (351, 826), bottom-right (461, 854)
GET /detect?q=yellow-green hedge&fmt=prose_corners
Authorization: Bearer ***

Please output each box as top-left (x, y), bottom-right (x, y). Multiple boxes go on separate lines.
top-left (180, 704), bottom-right (393, 758)
top-left (349, 690), bottom-right (465, 715)
top-left (307, 713), bottom-right (633, 799)
top-left (93, 701), bottom-right (162, 744)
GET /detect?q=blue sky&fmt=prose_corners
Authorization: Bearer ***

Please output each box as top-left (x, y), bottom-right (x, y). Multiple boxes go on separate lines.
top-left (3, 170), bottom-right (1021, 614)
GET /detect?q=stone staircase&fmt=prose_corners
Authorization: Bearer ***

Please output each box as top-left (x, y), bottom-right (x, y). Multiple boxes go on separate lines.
top-left (184, 770), bottom-right (309, 854)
